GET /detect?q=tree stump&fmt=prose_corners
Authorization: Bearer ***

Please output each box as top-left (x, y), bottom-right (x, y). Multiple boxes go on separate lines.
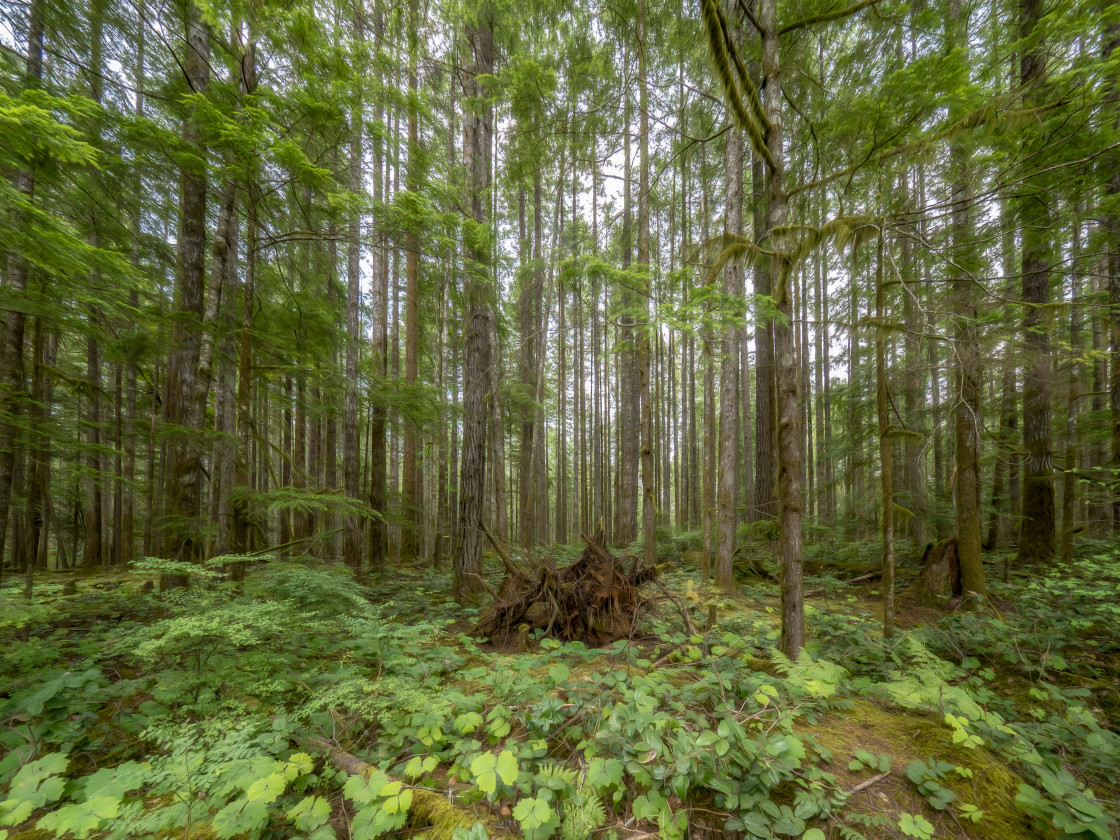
top-left (905, 537), bottom-right (962, 609)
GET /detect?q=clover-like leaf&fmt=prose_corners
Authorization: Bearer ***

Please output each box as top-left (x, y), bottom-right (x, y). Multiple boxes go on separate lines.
top-left (512, 797), bottom-right (552, 830)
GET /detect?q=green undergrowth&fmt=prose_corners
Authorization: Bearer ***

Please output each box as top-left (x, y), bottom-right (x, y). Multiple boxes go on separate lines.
top-left (1, 541), bottom-right (1118, 840)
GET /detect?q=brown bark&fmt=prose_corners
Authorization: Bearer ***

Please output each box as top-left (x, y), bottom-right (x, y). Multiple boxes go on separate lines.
top-left (1060, 221), bottom-right (1083, 564)
top-left (900, 173), bottom-right (928, 545)
top-left (231, 31), bottom-right (258, 562)
top-left (162, 0), bottom-right (210, 580)
top-left (701, 155), bottom-right (715, 581)
top-left (638, 0), bottom-right (656, 569)
top-left (343, 20), bottom-right (364, 570)
top-left (1105, 8), bottom-right (1120, 529)
top-left (759, 0), bottom-right (805, 655)
top-left (752, 155), bottom-right (776, 524)
top-left (716, 63), bottom-right (744, 590)
top-left (0, 0), bottom-right (42, 588)
top-left (455, 6), bottom-right (494, 602)
top-left (367, 1), bottom-right (388, 571)
top-left (1016, 0), bottom-right (1056, 564)
top-left (518, 187), bottom-right (536, 548)
top-left (948, 0), bottom-right (985, 597)
top-left (875, 233), bottom-right (895, 638)
top-left (402, 0), bottom-right (421, 560)
top-left (618, 46), bottom-right (639, 549)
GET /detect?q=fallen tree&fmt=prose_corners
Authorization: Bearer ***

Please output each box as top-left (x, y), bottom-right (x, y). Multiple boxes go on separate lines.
top-left (307, 738), bottom-right (513, 839)
top-left (472, 526), bottom-right (659, 645)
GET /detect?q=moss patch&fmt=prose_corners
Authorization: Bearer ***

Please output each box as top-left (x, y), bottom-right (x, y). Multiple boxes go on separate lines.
top-left (806, 699), bottom-right (1050, 840)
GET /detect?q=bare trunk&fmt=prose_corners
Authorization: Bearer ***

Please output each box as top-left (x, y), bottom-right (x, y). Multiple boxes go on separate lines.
top-left (455, 8), bottom-right (494, 602)
top-left (402, 0), bottom-right (421, 559)
top-left (760, 0), bottom-right (805, 656)
top-left (948, 0), bottom-right (985, 597)
top-left (637, 0), bottom-right (656, 567)
top-left (1060, 220), bottom-right (1083, 564)
top-left (1017, 0), bottom-right (1056, 564)
top-left (163, 0), bottom-right (210, 579)
top-left (343, 19), bottom-right (364, 570)
top-left (368, 1), bottom-right (388, 571)
top-left (716, 76), bottom-right (743, 590)
top-left (875, 233), bottom-right (895, 638)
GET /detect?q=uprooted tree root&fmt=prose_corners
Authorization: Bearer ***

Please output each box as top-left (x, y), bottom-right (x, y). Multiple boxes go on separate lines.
top-left (472, 527), bottom-right (660, 645)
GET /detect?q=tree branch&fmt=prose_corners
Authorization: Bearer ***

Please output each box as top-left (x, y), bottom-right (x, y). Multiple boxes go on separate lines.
top-left (779, 0), bottom-right (882, 36)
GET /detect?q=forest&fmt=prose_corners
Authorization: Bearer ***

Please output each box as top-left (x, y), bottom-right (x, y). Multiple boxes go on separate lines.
top-left (1, 0), bottom-right (1119, 836)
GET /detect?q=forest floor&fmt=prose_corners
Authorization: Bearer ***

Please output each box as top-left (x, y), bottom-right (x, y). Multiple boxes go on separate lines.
top-left (1, 534), bottom-right (1118, 840)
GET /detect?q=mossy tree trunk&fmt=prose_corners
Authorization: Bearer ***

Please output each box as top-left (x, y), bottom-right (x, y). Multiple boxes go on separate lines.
top-left (1016, 0), bottom-right (1056, 565)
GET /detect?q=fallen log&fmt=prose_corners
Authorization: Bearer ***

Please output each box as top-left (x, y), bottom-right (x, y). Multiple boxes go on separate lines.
top-left (307, 738), bottom-right (513, 839)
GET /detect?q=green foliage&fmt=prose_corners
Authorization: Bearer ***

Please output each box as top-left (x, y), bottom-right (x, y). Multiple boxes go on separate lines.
top-left (904, 759), bottom-right (957, 810)
top-left (846, 749), bottom-right (890, 773)
top-left (4, 552), bottom-right (1120, 840)
top-left (344, 771), bottom-right (413, 839)
top-left (898, 812), bottom-right (934, 839)
top-left (470, 749), bottom-right (518, 798)
top-left (0, 753), bottom-right (69, 828)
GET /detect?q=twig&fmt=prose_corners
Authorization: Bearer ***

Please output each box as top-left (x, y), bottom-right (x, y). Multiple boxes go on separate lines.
top-left (654, 579), bottom-right (696, 637)
top-left (846, 570), bottom-right (883, 585)
top-left (844, 771), bottom-right (891, 795)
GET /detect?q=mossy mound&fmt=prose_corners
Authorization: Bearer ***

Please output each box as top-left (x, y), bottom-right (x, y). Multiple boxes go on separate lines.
top-left (806, 699), bottom-right (1050, 840)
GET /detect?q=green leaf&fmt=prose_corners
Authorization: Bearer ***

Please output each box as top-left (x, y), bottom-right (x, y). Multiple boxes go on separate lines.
top-left (289, 795), bottom-right (332, 831)
top-left (512, 797), bottom-right (553, 830)
top-left (802, 829), bottom-right (826, 840)
top-left (470, 752), bottom-right (498, 796)
top-left (495, 750), bottom-right (519, 786)
top-left (247, 771), bottom-right (287, 803)
top-left (455, 712), bottom-right (484, 734)
top-left (899, 813), bottom-right (934, 839)
top-left (404, 756), bottom-right (425, 780)
top-left (452, 822), bottom-right (489, 840)
top-left (35, 796), bottom-right (119, 839)
top-left (588, 757), bottom-right (624, 790)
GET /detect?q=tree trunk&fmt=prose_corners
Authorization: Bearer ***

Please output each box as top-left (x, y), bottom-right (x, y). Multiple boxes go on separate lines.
top-left (343, 17), bottom-right (364, 570)
top-left (0, 0), bottom-right (41, 587)
top-left (716, 68), bottom-right (743, 590)
top-left (701, 157), bottom-right (715, 581)
top-left (368, 1), bottom-right (388, 571)
top-left (402, 0), bottom-right (421, 560)
top-left (752, 152), bottom-right (776, 524)
top-left (1060, 220), bottom-right (1083, 564)
top-left (900, 172), bottom-right (928, 545)
top-left (162, 0), bottom-right (210, 580)
top-left (876, 233), bottom-right (895, 638)
top-left (948, 0), bottom-right (985, 597)
top-left (1017, 0), bottom-right (1056, 564)
top-left (455, 7), bottom-right (494, 602)
top-left (759, 0), bottom-right (805, 656)
top-left (637, 0), bottom-right (656, 567)
top-left (1105, 8), bottom-right (1120, 529)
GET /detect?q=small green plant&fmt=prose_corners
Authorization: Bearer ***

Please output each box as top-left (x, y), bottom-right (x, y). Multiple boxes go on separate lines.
top-left (904, 759), bottom-right (957, 811)
top-left (898, 812), bottom-right (934, 839)
top-left (847, 749), bottom-right (890, 773)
